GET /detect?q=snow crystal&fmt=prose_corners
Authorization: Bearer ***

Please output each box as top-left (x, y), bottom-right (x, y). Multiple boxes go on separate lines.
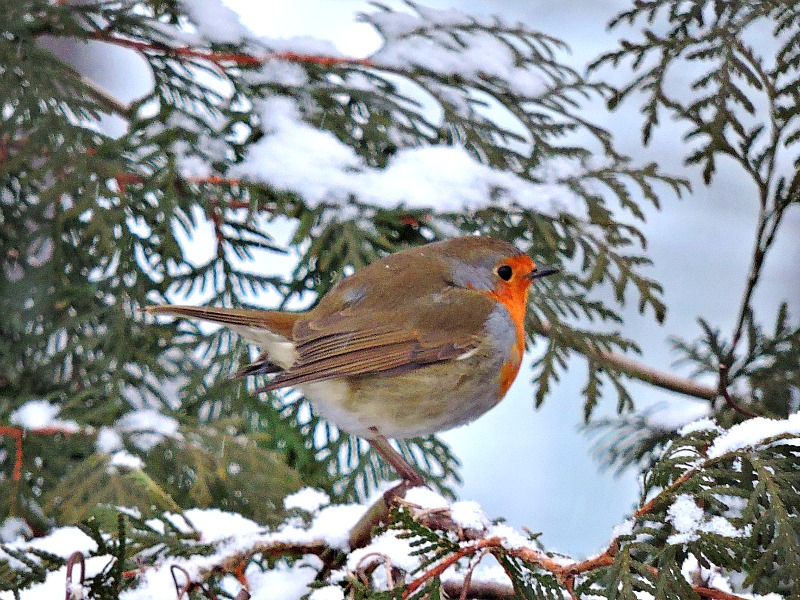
top-left (679, 417), bottom-right (722, 436)
top-left (0, 517), bottom-right (32, 543)
top-left (488, 522), bottom-right (531, 551)
top-left (308, 585), bottom-right (345, 600)
top-left (182, 0), bottom-right (248, 44)
top-left (707, 411), bottom-right (800, 458)
top-left (0, 556), bottom-right (111, 600)
top-left (666, 494), bottom-right (746, 545)
top-left (308, 504), bottom-right (368, 550)
top-left (1, 526), bottom-right (97, 569)
top-left (96, 426), bottom-right (123, 453)
top-left (233, 97), bottom-right (586, 217)
top-left (450, 500), bottom-right (489, 531)
top-left (116, 408), bottom-right (180, 451)
top-left (246, 558), bottom-right (320, 600)
top-left (9, 400), bottom-right (79, 432)
top-left (404, 486), bottom-right (449, 509)
top-left (284, 488), bottom-right (331, 513)
top-left (369, 7), bottom-right (546, 97)
top-left (183, 508), bottom-right (262, 543)
top-left (108, 451), bottom-right (144, 471)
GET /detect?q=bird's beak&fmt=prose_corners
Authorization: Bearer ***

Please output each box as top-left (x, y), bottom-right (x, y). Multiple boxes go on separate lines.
top-left (526, 265), bottom-right (560, 280)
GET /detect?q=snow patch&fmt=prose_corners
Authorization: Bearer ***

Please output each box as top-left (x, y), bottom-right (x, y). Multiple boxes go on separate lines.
top-left (185, 508), bottom-right (262, 543)
top-left (404, 486), bottom-right (449, 509)
top-left (116, 409), bottom-right (181, 451)
top-left (679, 417), bottom-right (722, 436)
top-left (9, 400), bottom-right (79, 432)
top-left (666, 494), bottom-right (746, 545)
top-left (0, 517), bottom-right (32, 543)
top-left (308, 585), bottom-right (345, 600)
top-left (707, 411), bottom-right (800, 458)
top-left (232, 96), bottom-right (587, 218)
top-left (182, 0), bottom-right (248, 44)
top-left (284, 488), bottom-right (331, 513)
top-left (369, 7), bottom-right (546, 97)
top-left (96, 426), bottom-right (123, 453)
top-left (450, 500), bottom-right (489, 531)
top-left (108, 451), bottom-right (144, 471)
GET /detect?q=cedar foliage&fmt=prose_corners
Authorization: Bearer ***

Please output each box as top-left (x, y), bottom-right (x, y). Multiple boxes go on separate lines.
top-left (1, 0), bottom-right (798, 598)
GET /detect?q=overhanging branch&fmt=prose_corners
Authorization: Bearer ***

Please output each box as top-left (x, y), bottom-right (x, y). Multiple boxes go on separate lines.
top-left (533, 321), bottom-right (719, 402)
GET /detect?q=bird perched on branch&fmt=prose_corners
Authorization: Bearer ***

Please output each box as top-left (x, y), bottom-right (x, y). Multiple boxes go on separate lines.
top-left (145, 236), bottom-right (558, 486)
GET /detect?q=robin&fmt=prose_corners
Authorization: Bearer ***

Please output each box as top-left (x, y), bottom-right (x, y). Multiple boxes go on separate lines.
top-left (146, 236), bottom-right (558, 485)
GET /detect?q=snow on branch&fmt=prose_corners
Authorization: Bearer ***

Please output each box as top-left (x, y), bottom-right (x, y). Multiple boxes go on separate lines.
top-left (4, 408), bottom-right (798, 598)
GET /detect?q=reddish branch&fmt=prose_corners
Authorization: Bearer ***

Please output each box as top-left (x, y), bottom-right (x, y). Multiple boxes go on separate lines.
top-left (0, 427), bottom-right (23, 481)
top-left (113, 172), bottom-right (242, 190)
top-left (83, 487), bottom-right (749, 600)
top-left (718, 363), bottom-right (759, 418)
top-left (695, 586), bottom-right (751, 600)
top-left (89, 33), bottom-right (375, 69)
top-left (403, 538), bottom-right (502, 599)
top-left (0, 425), bottom-right (82, 481)
top-left (634, 469), bottom-right (695, 518)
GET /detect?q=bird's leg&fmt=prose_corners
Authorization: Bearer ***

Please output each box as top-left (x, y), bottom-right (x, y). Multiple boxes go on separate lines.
top-left (367, 430), bottom-right (425, 494)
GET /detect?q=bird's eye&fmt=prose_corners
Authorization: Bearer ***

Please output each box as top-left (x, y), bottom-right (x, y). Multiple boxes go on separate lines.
top-left (497, 265), bottom-right (513, 281)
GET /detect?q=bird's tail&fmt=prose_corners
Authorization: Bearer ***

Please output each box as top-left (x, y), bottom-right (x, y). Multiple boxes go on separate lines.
top-left (144, 305), bottom-right (300, 339)
top-left (144, 305), bottom-right (303, 373)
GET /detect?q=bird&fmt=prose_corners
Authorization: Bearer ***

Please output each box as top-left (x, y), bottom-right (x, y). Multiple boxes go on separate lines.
top-left (145, 236), bottom-right (558, 486)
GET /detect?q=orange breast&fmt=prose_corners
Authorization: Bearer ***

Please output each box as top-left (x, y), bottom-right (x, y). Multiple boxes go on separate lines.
top-left (484, 255), bottom-right (532, 397)
top-left (498, 343), bottom-right (523, 396)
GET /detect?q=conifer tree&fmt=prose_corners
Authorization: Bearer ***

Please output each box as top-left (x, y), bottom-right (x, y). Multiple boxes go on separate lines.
top-left (1, 1), bottom-right (798, 598)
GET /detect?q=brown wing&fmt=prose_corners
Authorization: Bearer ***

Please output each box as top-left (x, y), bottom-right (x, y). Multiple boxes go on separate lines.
top-left (259, 289), bottom-right (495, 391)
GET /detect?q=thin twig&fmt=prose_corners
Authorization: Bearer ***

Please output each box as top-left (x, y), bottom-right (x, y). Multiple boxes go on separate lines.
top-left (402, 538), bottom-right (501, 599)
top-left (695, 586), bottom-right (750, 600)
top-left (0, 425), bottom-right (85, 481)
top-left (78, 74), bottom-right (131, 117)
top-left (533, 321), bottom-right (722, 401)
top-left (718, 364), bottom-right (759, 418)
top-left (88, 33), bottom-right (374, 69)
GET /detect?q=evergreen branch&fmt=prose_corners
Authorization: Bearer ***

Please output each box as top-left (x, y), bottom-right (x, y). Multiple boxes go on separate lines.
top-left (86, 32), bottom-right (374, 69)
top-left (718, 363), bottom-right (759, 418)
top-left (727, 199), bottom-right (788, 363)
top-left (533, 320), bottom-right (721, 402)
top-left (402, 537), bottom-right (501, 599)
top-left (75, 73), bottom-right (131, 117)
top-left (0, 424), bottom-right (88, 481)
top-left (694, 587), bottom-right (750, 600)
top-left (386, 493), bottom-right (750, 600)
top-left (0, 426), bottom-right (22, 481)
